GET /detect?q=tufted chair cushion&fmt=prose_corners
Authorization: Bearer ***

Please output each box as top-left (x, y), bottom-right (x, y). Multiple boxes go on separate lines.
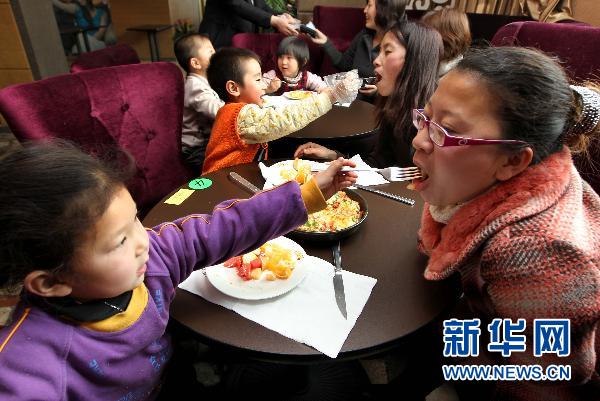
top-left (70, 44), bottom-right (141, 73)
top-left (231, 33), bottom-right (325, 76)
top-left (0, 62), bottom-right (194, 214)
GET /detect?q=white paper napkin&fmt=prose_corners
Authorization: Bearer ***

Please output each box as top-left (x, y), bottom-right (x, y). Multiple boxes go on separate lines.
top-left (178, 256), bottom-right (377, 358)
top-left (259, 160), bottom-right (326, 189)
top-left (348, 154), bottom-right (389, 186)
top-left (259, 156), bottom-right (388, 189)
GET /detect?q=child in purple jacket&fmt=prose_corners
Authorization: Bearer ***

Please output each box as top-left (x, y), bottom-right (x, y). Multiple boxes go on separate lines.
top-left (0, 141), bottom-right (356, 401)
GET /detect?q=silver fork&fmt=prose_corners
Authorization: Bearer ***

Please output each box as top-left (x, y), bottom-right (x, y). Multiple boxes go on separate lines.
top-left (312, 165), bottom-right (421, 182)
top-left (372, 166), bottom-right (421, 182)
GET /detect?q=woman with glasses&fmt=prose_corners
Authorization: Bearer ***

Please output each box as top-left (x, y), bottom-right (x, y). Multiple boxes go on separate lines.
top-left (411, 46), bottom-right (599, 401)
top-left (295, 21), bottom-right (442, 167)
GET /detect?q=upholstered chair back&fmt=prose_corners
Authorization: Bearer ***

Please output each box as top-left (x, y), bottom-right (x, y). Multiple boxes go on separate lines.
top-left (0, 62), bottom-right (194, 214)
top-left (70, 44), bottom-right (141, 73)
top-left (491, 21), bottom-right (598, 82)
top-left (492, 21), bottom-right (600, 192)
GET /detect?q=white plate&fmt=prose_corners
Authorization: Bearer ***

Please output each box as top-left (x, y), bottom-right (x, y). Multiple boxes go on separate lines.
top-left (262, 160), bottom-right (327, 189)
top-left (205, 237), bottom-right (308, 300)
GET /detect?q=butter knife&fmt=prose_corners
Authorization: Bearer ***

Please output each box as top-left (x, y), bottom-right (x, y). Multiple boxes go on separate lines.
top-left (332, 241), bottom-right (347, 319)
top-left (229, 172), bottom-right (260, 194)
top-left (353, 184), bottom-right (415, 206)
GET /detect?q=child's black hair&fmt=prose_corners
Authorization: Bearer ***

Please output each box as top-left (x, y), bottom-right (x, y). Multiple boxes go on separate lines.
top-left (0, 141), bottom-right (130, 291)
top-left (207, 47), bottom-right (261, 102)
top-left (174, 33), bottom-right (211, 74)
top-left (276, 37), bottom-right (310, 70)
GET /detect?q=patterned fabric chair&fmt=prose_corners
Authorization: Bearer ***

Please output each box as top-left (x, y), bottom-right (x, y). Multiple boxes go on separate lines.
top-left (70, 44), bottom-right (140, 73)
top-left (0, 62), bottom-right (194, 214)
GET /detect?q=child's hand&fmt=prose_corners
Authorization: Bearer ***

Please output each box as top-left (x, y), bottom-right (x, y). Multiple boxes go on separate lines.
top-left (266, 77), bottom-right (282, 94)
top-left (312, 158), bottom-right (358, 200)
top-left (307, 28), bottom-right (327, 45)
top-left (294, 142), bottom-right (337, 160)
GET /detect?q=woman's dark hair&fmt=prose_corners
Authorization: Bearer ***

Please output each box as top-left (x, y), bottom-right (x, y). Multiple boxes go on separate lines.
top-left (421, 7), bottom-right (471, 62)
top-left (207, 47), bottom-right (261, 102)
top-left (0, 141), bottom-right (127, 291)
top-left (374, 21), bottom-right (443, 166)
top-left (277, 37), bottom-right (310, 70)
top-left (455, 46), bottom-right (600, 163)
top-left (374, 0), bottom-right (408, 30)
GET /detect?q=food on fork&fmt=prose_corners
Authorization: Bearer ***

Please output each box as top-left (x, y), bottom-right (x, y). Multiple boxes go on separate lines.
top-left (223, 240), bottom-right (304, 281)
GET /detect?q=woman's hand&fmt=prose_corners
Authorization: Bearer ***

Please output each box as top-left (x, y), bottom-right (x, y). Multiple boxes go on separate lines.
top-left (307, 28), bottom-right (328, 45)
top-left (294, 142), bottom-right (337, 160)
top-left (312, 158), bottom-right (358, 199)
top-left (358, 84), bottom-right (377, 96)
top-left (271, 15), bottom-right (299, 36)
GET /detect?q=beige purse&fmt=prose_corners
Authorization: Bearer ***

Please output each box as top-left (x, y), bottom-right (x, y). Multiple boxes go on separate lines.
top-left (520, 0), bottom-right (574, 22)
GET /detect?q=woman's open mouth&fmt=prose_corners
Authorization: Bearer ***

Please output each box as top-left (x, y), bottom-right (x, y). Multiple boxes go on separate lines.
top-left (375, 73), bottom-right (382, 83)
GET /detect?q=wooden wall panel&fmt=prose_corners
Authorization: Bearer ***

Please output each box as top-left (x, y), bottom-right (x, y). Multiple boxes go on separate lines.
top-left (0, 1), bottom-right (33, 127)
top-left (573, 0), bottom-right (600, 27)
top-left (110, 0), bottom-right (175, 60)
top-left (0, 3), bottom-right (30, 69)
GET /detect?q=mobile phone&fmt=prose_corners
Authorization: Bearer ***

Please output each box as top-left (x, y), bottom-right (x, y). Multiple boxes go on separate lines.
top-left (361, 77), bottom-right (377, 88)
top-left (299, 24), bottom-right (318, 38)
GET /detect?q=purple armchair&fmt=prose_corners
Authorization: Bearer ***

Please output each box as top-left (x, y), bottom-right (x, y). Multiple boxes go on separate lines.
top-left (231, 33), bottom-right (324, 75)
top-left (491, 21), bottom-right (599, 82)
top-left (0, 62), bottom-right (194, 214)
top-left (70, 44), bottom-right (140, 73)
top-left (313, 6), bottom-right (365, 53)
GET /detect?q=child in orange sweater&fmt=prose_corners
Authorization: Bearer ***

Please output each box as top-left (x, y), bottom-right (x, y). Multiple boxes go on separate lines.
top-left (202, 47), bottom-right (360, 174)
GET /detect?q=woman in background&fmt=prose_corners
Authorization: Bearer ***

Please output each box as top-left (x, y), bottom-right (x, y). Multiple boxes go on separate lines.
top-left (307, 0), bottom-right (407, 99)
top-left (421, 7), bottom-right (471, 77)
top-left (296, 21), bottom-right (443, 168)
top-left (51, 0), bottom-right (114, 52)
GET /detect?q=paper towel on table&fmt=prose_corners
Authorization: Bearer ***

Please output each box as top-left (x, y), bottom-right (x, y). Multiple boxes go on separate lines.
top-left (178, 256), bottom-right (377, 358)
top-left (348, 154), bottom-right (388, 186)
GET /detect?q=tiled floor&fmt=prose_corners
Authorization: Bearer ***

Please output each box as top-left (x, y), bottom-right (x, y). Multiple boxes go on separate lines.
top-left (427, 383), bottom-right (459, 401)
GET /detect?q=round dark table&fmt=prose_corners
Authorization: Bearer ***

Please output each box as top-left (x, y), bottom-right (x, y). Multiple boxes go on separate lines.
top-left (143, 162), bottom-right (460, 362)
top-left (268, 100), bottom-right (378, 159)
top-left (286, 100), bottom-right (376, 140)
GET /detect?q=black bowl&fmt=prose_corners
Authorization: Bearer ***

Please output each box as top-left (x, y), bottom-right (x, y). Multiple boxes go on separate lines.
top-left (289, 188), bottom-right (368, 242)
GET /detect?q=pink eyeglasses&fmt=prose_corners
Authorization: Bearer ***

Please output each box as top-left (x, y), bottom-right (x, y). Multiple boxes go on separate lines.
top-left (412, 109), bottom-right (530, 147)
